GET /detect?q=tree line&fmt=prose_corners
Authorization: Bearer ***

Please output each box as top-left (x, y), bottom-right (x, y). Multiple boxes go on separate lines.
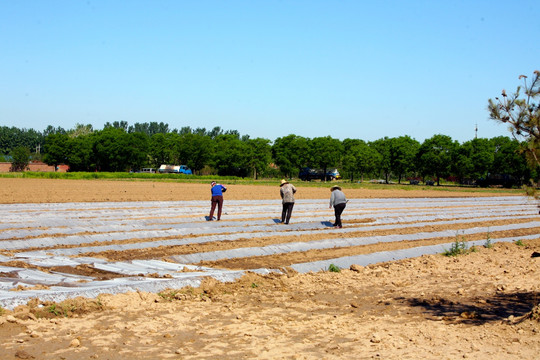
top-left (0, 121), bottom-right (536, 186)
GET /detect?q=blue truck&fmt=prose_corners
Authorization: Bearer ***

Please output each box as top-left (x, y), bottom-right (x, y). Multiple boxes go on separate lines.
top-left (158, 164), bottom-right (193, 175)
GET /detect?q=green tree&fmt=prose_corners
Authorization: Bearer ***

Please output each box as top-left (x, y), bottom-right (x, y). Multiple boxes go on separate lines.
top-left (174, 133), bottom-right (214, 173)
top-left (389, 136), bottom-right (420, 184)
top-left (342, 139), bottom-right (362, 181)
top-left (342, 139), bottom-right (380, 182)
top-left (453, 142), bottom-right (474, 183)
top-left (208, 126), bottom-right (224, 139)
top-left (66, 135), bottom-right (94, 171)
top-left (371, 137), bottom-right (392, 183)
top-left (129, 122), bottom-right (169, 136)
top-left (43, 133), bottom-right (70, 170)
top-left (0, 126), bottom-right (13, 154)
top-left (488, 71), bottom-right (539, 169)
top-left (104, 121), bottom-right (129, 131)
top-left (91, 128), bottom-right (148, 172)
top-left (453, 138), bottom-right (494, 183)
top-left (272, 135), bottom-right (310, 178)
top-left (0, 126), bottom-right (43, 156)
top-left (0, 126), bottom-right (20, 154)
top-left (178, 126), bottom-right (192, 136)
top-left (245, 138), bottom-right (272, 179)
top-left (10, 146), bottom-right (31, 171)
top-left (308, 136), bottom-right (343, 181)
top-left (416, 134), bottom-right (458, 185)
top-left (212, 134), bottom-right (249, 177)
top-left (69, 123), bottom-right (93, 138)
top-left (149, 133), bottom-right (176, 168)
top-left (43, 125), bottom-right (67, 137)
top-left (490, 136), bottom-right (531, 183)
top-left (122, 132), bottom-right (149, 171)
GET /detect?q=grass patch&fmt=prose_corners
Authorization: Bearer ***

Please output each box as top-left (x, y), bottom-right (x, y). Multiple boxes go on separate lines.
top-left (25, 298), bottom-right (105, 318)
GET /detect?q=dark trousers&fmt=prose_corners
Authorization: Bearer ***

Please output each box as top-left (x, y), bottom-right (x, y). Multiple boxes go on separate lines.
top-left (333, 202), bottom-right (346, 227)
top-left (281, 202), bottom-right (294, 224)
top-left (209, 195), bottom-right (224, 220)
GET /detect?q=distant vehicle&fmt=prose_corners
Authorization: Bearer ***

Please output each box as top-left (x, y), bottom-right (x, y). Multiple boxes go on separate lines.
top-left (299, 167), bottom-right (341, 181)
top-left (369, 179), bottom-right (395, 184)
top-left (141, 168), bottom-right (156, 173)
top-left (158, 164), bottom-right (192, 175)
top-left (476, 174), bottom-right (518, 188)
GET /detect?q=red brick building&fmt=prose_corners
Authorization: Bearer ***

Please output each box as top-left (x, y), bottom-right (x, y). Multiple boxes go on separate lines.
top-left (0, 161), bottom-right (69, 173)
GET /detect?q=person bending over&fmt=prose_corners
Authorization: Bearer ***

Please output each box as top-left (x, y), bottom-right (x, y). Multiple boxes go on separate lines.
top-left (208, 181), bottom-right (227, 221)
top-left (279, 179), bottom-right (296, 224)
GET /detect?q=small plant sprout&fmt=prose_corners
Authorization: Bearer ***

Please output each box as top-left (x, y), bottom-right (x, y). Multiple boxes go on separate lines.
top-left (158, 290), bottom-right (180, 302)
top-left (251, 282), bottom-right (259, 288)
top-left (515, 239), bottom-right (525, 246)
top-left (484, 228), bottom-right (493, 248)
top-left (48, 304), bottom-right (60, 316)
top-left (443, 232), bottom-right (469, 256)
top-left (328, 264), bottom-right (341, 273)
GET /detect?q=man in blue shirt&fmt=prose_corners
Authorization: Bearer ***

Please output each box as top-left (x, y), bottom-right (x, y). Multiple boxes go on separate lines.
top-left (208, 181), bottom-right (227, 221)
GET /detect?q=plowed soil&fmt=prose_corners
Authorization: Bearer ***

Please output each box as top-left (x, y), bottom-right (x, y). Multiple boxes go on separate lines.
top-left (0, 178), bottom-right (539, 360)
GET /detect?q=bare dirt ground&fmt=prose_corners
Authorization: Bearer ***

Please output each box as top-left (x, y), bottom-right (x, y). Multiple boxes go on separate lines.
top-left (0, 178), bottom-right (539, 359)
top-left (0, 178), bottom-right (515, 203)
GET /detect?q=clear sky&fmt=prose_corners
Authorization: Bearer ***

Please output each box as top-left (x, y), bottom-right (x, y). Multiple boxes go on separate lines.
top-left (1, 0), bottom-right (539, 144)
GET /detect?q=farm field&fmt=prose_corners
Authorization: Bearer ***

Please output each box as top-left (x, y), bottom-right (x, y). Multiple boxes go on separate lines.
top-left (0, 178), bottom-right (539, 359)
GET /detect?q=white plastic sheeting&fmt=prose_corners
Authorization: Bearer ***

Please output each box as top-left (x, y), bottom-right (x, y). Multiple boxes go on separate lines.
top-left (170, 222), bottom-right (540, 263)
top-left (0, 196), bottom-right (538, 309)
top-left (290, 234), bottom-right (540, 273)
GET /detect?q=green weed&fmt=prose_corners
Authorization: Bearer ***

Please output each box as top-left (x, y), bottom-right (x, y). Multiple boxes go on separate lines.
top-left (515, 239), bottom-right (525, 246)
top-left (158, 290), bottom-right (180, 302)
top-left (47, 303), bottom-right (76, 317)
top-left (443, 233), bottom-right (469, 257)
top-left (48, 304), bottom-right (61, 316)
top-left (484, 228), bottom-right (493, 248)
top-left (328, 264), bottom-right (341, 272)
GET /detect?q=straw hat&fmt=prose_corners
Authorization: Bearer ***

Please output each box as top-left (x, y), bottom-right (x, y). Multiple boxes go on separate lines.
top-left (330, 185), bottom-right (341, 191)
top-left (280, 179), bottom-right (288, 186)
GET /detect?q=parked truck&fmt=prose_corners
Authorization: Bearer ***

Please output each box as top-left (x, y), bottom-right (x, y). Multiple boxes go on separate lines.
top-left (158, 164), bottom-right (193, 175)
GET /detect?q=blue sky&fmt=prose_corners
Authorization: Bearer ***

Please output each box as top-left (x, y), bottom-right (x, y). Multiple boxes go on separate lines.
top-left (1, 0), bottom-right (539, 144)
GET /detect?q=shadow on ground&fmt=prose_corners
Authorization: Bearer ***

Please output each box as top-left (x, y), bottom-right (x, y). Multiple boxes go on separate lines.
top-left (401, 291), bottom-right (540, 324)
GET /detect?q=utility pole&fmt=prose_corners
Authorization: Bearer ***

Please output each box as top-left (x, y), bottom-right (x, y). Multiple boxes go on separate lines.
top-left (475, 123), bottom-right (478, 139)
